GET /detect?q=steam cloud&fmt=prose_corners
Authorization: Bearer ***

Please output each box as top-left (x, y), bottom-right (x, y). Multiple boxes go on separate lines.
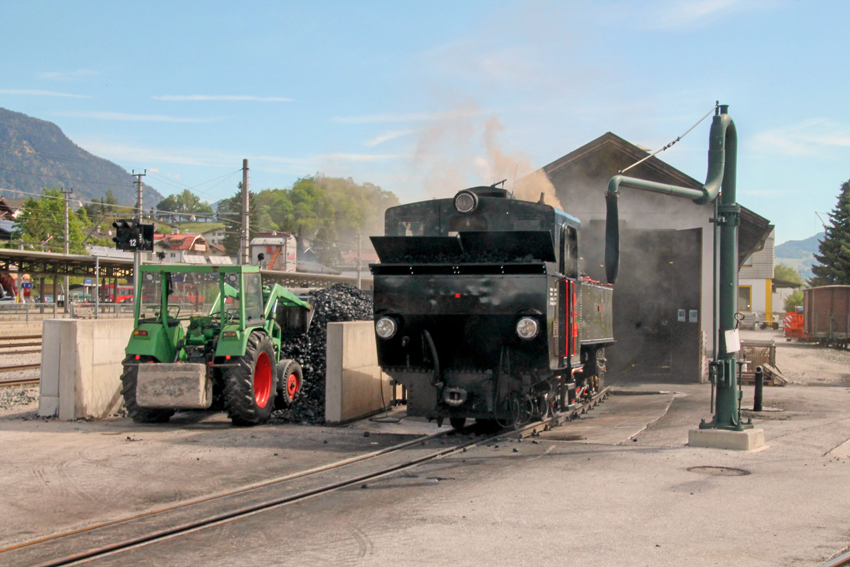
top-left (411, 106), bottom-right (561, 209)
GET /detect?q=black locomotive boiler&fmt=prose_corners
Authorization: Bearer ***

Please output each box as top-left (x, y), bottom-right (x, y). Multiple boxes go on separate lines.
top-left (370, 186), bottom-right (614, 428)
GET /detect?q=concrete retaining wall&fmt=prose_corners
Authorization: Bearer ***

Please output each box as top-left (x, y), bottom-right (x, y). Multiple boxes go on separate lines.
top-left (325, 321), bottom-right (393, 424)
top-left (39, 318), bottom-right (134, 420)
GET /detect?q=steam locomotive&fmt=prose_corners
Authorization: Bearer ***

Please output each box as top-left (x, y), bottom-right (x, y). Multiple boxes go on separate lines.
top-left (370, 186), bottom-right (614, 428)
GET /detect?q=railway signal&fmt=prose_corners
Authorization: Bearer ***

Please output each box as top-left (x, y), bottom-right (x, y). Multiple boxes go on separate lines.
top-left (112, 220), bottom-right (154, 251)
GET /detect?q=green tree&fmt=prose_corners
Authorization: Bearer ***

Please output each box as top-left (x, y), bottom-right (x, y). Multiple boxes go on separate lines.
top-left (774, 263), bottom-right (803, 285)
top-left (784, 290), bottom-right (804, 312)
top-left (157, 189), bottom-right (214, 216)
top-left (810, 178), bottom-right (850, 286)
top-left (215, 176), bottom-right (400, 262)
top-left (11, 187), bottom-right (91, 253)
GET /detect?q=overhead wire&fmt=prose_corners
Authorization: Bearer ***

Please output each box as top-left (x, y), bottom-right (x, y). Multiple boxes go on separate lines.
top-left (619, 102), bottom-right (719, 175)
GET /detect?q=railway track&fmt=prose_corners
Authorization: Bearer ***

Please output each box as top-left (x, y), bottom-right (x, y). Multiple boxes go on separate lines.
top-left (0, 387), bottom-right (610, 566)
top-left (0, 334), bottom-right (42, 382)
top-left (0, 377), bottom-right (39, 388)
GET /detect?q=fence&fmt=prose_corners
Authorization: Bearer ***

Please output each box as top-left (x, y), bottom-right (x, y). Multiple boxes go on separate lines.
top-left (0, 302), bottom-right (135, 324)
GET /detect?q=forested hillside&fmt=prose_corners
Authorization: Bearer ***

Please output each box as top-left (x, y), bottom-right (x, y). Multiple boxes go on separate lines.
top-left (0, 107), bottom-right (162, 205)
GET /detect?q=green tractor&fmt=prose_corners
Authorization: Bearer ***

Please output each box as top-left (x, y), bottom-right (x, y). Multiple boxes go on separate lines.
top-left (121, 264), bottom-right (313, 426)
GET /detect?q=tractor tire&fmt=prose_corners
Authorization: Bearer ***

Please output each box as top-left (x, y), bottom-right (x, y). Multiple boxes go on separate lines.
top-left (274, 359), bottom-right (303, 410)
top-left (223, 332), bottom-right (277, 426)
top-left (120, 356), bottom-right (175, 424)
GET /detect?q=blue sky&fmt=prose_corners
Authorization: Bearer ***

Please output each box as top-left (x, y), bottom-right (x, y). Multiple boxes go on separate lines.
top-left (1, 0), bottom-right (847, 242)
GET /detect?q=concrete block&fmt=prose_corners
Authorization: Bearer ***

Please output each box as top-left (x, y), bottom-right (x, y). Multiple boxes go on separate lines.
top-left (39, 318), bottom-right (134, 420)
top-left (136, 363), bottom-right (212, 409)
top-left (688, 428), bottom-right (765, 451)
top-left (325, 321), bottom-right (393, 424)
top-left (38, 321), bottom-right (62, 417)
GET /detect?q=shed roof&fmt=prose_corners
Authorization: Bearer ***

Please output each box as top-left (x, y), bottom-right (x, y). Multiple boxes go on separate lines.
top-left (542, 131), bottom-right (774, 262)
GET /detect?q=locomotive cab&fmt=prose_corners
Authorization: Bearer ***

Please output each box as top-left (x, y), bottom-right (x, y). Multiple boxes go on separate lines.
top-left (370, 187), bottom-right (613, 427)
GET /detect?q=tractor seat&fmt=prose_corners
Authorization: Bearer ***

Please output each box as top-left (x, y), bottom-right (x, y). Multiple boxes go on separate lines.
top-left (166, 319), bottom-right (181, 327)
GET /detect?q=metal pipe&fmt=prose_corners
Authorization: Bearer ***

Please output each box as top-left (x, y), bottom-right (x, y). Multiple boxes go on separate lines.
top-left (604, 104), bottom-right (749, 431)
top-left (754, 366), bottom-right (763, 412)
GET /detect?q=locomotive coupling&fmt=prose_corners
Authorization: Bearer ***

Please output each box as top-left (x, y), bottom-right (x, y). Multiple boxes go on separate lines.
top-left (443, 387), bottom-right (468, 408)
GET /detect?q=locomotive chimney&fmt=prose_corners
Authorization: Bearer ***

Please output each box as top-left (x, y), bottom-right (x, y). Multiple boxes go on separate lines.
top-left (538, 192), bottom-right (545, 205)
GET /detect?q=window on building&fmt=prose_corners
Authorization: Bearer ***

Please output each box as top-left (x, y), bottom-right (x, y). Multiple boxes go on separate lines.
top-left (738, 286), bottom-right (752, 311)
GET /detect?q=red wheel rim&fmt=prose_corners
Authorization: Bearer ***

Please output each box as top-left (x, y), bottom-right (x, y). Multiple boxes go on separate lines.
top-left (253, 352), bottom-right (272, 408)
top-left (287, 372), bottom-right (300, 399)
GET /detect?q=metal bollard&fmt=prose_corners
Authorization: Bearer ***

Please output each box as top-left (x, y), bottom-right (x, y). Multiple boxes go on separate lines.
top-left (753, 366), bottom-right (764, 412)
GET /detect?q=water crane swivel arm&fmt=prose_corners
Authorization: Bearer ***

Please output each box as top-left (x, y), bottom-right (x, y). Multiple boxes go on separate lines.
top-left (604, 106), bottom-right (737, 285)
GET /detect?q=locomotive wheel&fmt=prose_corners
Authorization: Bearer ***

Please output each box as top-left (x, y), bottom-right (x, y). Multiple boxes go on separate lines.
top-left (224, 332), bottom-right (277, 426)
top-left (274, 359), bottom-right (303, 409)
top-left (450, 417), bottom-right (466, 430)
top-left (120, 355), bottom-right (175, 423)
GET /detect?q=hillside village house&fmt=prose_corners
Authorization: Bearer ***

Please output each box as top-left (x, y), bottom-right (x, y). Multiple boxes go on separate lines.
top-left (149, 233), bottom-right (229, 264)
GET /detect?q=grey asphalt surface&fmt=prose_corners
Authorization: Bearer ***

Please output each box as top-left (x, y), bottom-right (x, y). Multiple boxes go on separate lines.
top-left (3, 330), bottom-right (850, 566)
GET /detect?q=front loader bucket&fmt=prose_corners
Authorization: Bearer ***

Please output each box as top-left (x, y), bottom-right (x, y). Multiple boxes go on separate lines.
top-left (136, 363), bottom-right (212, 409)
top-left (277, 303), bottom-right (314, 336)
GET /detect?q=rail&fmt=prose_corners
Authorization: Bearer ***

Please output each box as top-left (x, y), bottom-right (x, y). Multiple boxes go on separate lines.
top-left (0, 388), bottom-right (609, 566)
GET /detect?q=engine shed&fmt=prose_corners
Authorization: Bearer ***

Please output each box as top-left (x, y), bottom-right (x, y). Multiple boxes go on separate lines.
top-left (538, 132), bottom-right (773, 383)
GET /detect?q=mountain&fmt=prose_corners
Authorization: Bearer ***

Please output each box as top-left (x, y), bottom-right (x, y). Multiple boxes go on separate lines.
top-left (0, 107), bottom-right (162, 206)
top-left (775, 232), bottom-right (823, 280)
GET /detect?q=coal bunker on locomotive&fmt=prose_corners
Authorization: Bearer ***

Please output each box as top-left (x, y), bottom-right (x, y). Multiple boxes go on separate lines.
top-left (370, 186), bottom-right (614, 427)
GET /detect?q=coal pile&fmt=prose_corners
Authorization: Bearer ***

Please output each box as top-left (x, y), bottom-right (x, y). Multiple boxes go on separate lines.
top-left (272, 283), bottom-right (373, 424)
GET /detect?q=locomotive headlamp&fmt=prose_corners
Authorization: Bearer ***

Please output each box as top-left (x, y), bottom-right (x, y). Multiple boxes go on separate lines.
top-left (516, 317), bottom-right (539, 340)
top-left (375, 317), bottom-right (398, 339)
top-left (454, 190), bottom-right (479, 214)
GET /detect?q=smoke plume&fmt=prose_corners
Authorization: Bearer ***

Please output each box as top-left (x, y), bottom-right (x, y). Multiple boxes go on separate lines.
top-left (411, 106), bottom-right (561, 209)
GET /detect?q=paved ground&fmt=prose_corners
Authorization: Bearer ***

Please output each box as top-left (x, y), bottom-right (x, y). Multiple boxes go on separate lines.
top-left (2, 330), bottom-right (850, 566)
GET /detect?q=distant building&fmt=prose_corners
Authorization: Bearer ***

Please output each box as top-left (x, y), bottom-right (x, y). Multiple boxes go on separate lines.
top-left (738, 228), bottom-right (777, 325)
top-left (150, 233), bottom-right (231, 264)
top-left (0, 197), bottom-right (25, 220)
top-left (538, 132), bottom-right (773, 382)
top-left (200, 225), bottom-right (225, 246)
top-left (250, 232), bottom-right (297, 272)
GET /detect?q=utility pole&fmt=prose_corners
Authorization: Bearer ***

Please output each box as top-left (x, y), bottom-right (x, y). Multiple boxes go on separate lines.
top-left (241, 159), bottom-right (250, 265)
top-left (62, 188), bottom-right (72, 314)
top-left (133, 170), bottom-right (146, 292)
top-left (357, 232), bottom-right (362, 290)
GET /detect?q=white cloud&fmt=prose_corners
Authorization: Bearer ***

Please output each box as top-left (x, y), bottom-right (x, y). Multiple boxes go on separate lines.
top-left (79, 141), bottom-right (235, 167)
top-left (148, 168), bottom-right (160, 174)
top-left (365, 130), bottom-right (415, 147)
top-left (751, 119), bottom-right (850, 157)
top-left (0, 89), bottom-right (91, 98)
top-left (77, 140), bottom-right (399, 171)
top-left (317, 153), bottom-right (401, 162)
top-left (153, 95), bottom-right (293, 102)
top-left (632, 0), bottom-right (776, 30)
top-left (38, 69), bottom-right (99, 81)
top-left (332, 108), bottom-right (483, 124)
top-left (55, 111), bottom-right (220, 123)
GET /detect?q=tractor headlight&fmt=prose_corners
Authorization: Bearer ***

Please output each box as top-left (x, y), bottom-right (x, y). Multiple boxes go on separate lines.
top-left (454, 190), bottom-right (479, 214)
top-left (375, 317), bottom-right (398, 339)
top-left (516, 317), bottom-right (539, 340)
